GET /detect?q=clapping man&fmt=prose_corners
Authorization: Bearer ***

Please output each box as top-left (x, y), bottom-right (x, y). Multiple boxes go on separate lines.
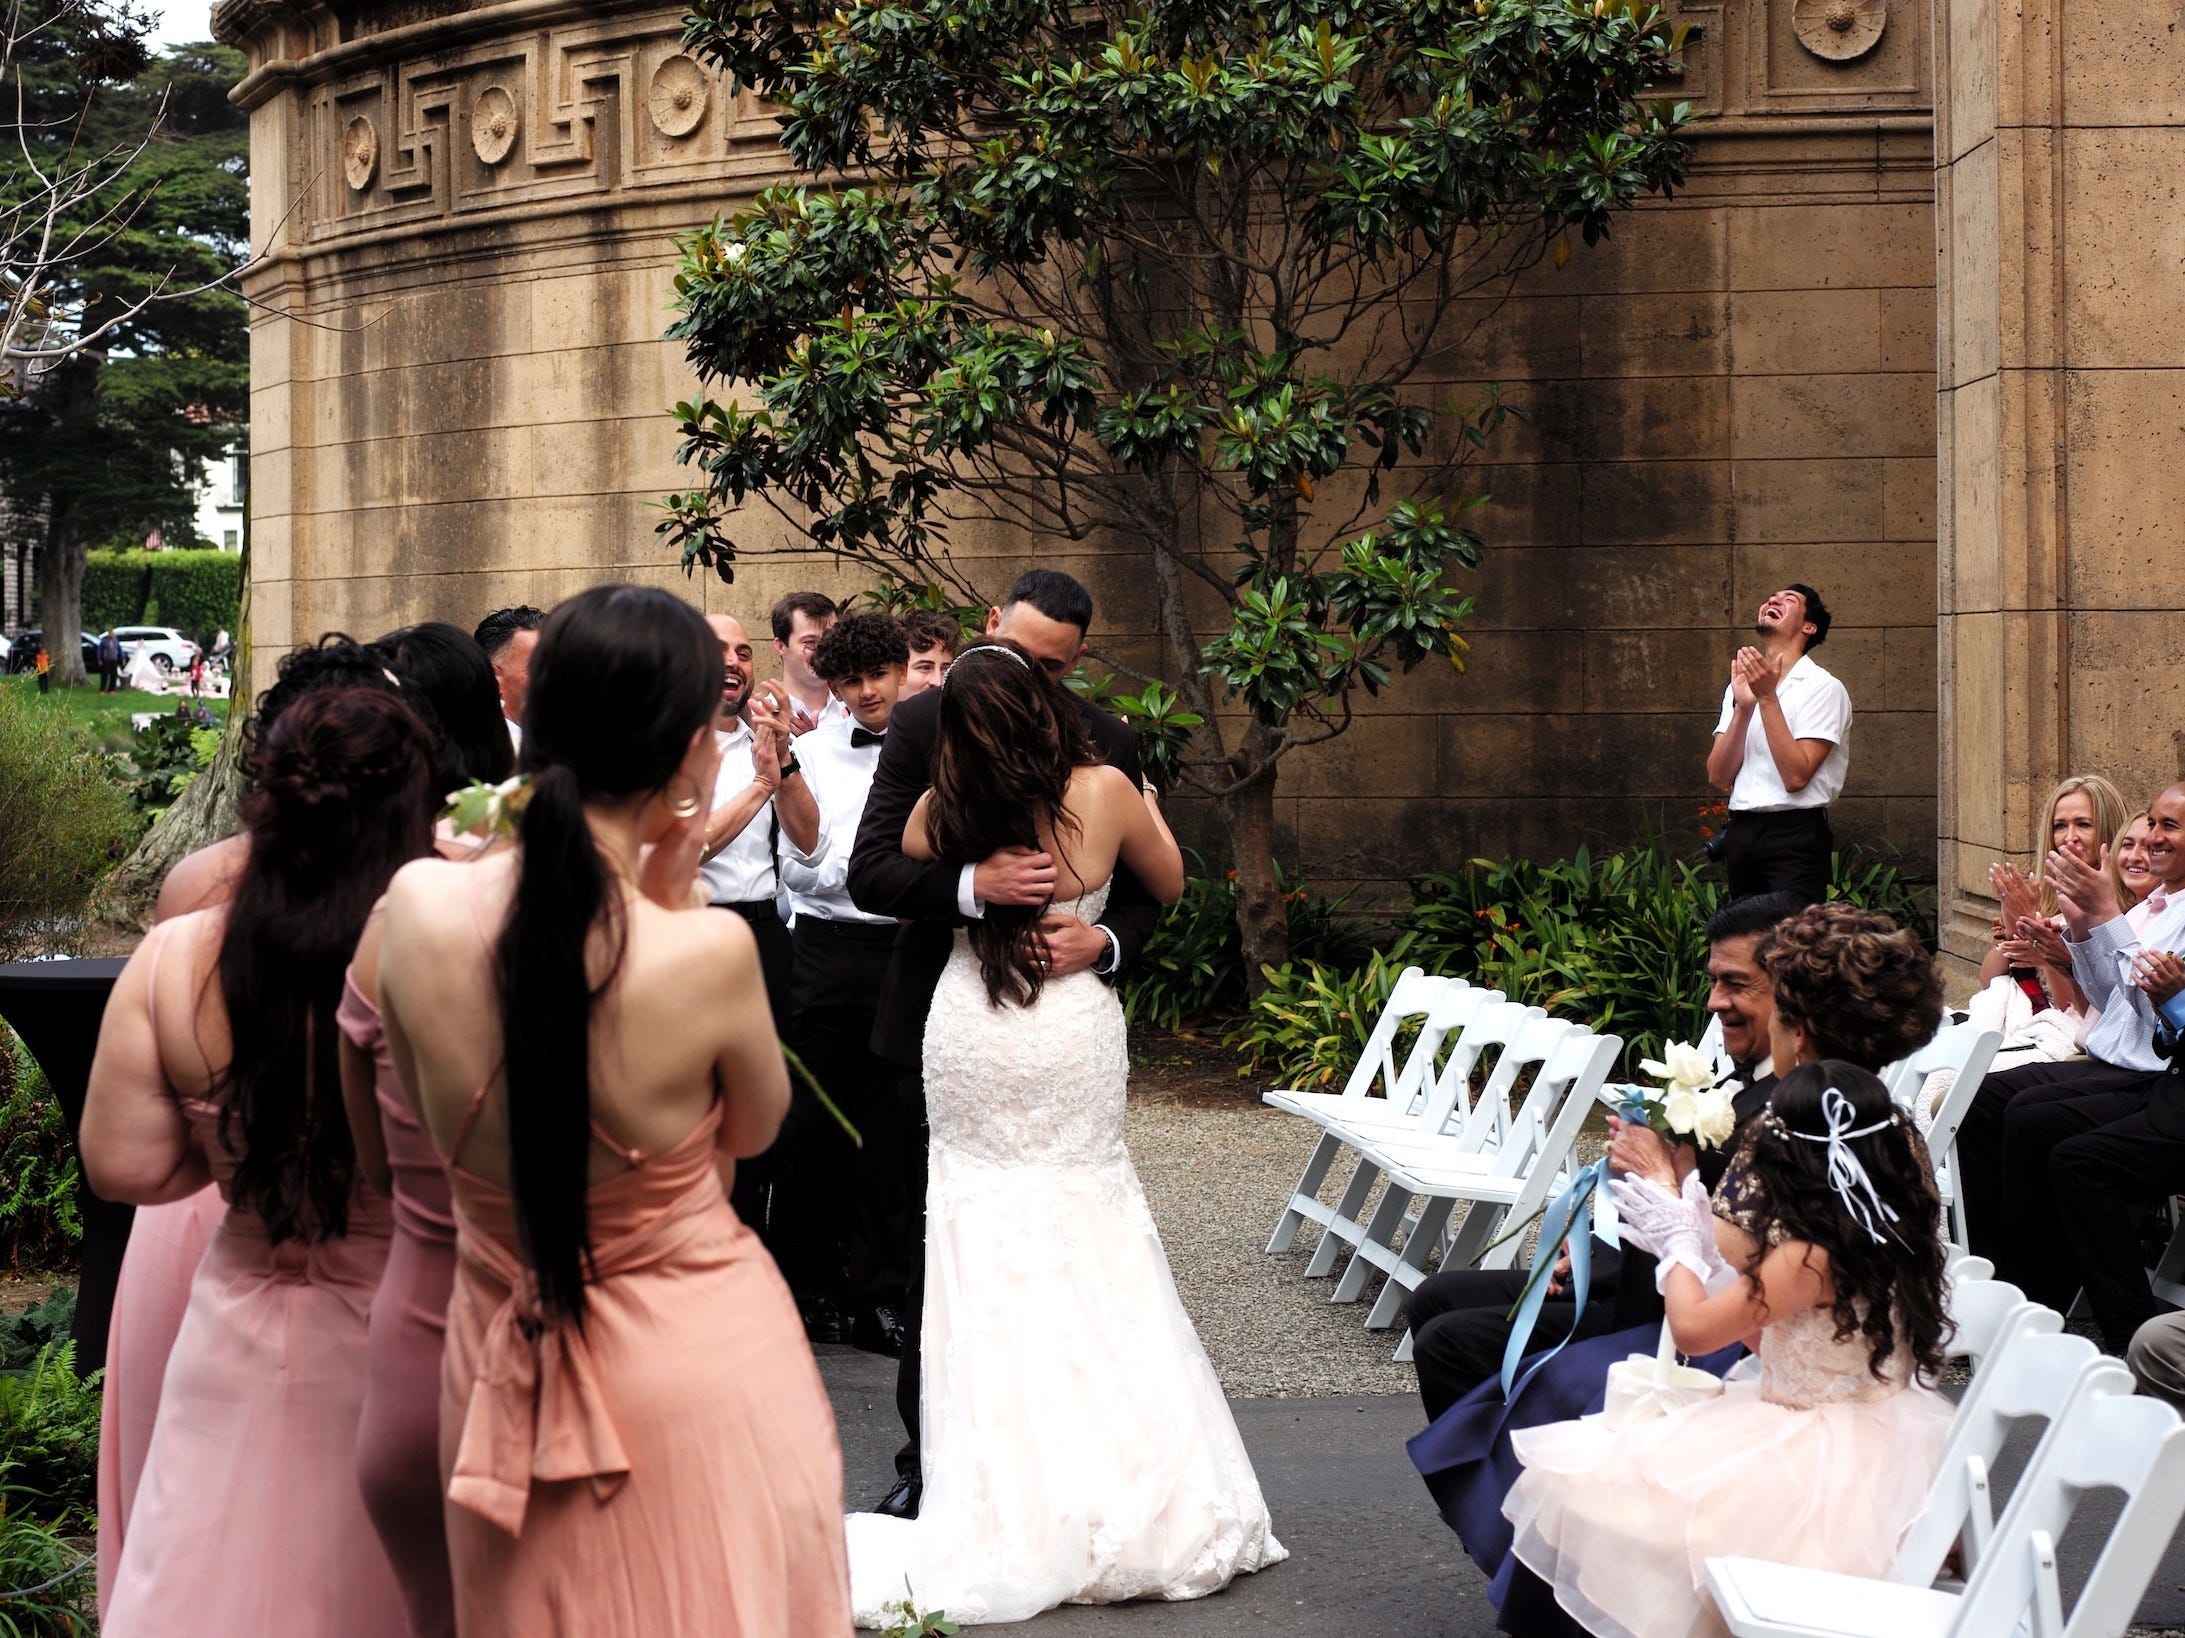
top-left (771, 613), bottom-right (915, 1352)
top-left (698, 614), bottom-right (820, 1241)
top-left (765, 591), bottom-right (844, 735)
top-left (848, 569), bottom-right (1159, 1519)
top-left (1704, 585), bottom-right (1850, 906)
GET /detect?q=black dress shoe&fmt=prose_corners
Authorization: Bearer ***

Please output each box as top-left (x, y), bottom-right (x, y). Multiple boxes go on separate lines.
top-left (873, 1475), bottom-right (921, 1519)
top-left (852, 1303), bottom-right (906, 1358)
top-left (798, 1292), bottom-right (852, 1346)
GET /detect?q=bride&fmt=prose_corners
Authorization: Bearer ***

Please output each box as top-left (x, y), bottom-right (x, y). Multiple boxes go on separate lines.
top-left (843, 640), bottom-right (1285, 1625)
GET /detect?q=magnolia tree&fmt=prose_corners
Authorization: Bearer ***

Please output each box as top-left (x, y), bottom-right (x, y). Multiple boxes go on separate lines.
top-left (662, 0), bottom-right (1693, 975)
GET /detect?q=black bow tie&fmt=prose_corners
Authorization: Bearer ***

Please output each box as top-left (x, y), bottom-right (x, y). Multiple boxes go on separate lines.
top-left (850, 727), bottom-right (886, 748)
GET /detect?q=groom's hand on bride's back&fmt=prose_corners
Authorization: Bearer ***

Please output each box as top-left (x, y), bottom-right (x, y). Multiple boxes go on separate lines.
top-left (975, 844), bottom-right (1056, 907)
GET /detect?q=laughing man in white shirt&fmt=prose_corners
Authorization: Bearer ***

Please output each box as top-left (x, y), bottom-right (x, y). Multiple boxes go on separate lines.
top-left (1704, 584), bottom-right (1850, 907)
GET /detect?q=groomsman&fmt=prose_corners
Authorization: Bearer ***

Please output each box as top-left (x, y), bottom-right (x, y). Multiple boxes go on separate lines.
top-left (898, 608), bottom-right (959, 697)
top-left (772, 613), bottom-right (915, 1352)
top-left (766, 590), bottom-right (845, 735)
top-left (698, 613), bottom-right (820, 1238)
top-left (848, 569), bottom-right (1160, 1519)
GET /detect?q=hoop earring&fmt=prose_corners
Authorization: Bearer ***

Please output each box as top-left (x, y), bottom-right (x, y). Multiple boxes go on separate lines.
top-left (667, 775), bottom-right (703, 821)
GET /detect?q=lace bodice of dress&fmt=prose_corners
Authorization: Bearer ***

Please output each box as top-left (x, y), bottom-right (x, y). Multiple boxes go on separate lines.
top-left (1757, 1302), bottom-right (1912, 1408)
top-left (924, 881), bottom-right (1126, 1168)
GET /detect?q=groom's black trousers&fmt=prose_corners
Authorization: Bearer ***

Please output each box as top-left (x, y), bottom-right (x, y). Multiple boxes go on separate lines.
top-left (893, 1065), bottom-right (929, 1481)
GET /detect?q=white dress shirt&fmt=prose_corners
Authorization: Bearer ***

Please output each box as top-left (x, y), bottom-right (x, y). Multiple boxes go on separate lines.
top-left (2068, 891), bottom-right (2185, 1072)
top-left (1713, 653), bottom-right (1853, 812)
top-left (779, 716), bottom-right (892, 927)
top-left (699, 720), bottom-right (779, 905)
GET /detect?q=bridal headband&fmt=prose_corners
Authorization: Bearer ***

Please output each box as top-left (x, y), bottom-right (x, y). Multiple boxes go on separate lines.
top-left (1766, 1086), bottom-right (1901, 1245)
top-left (947, 643), bottom-right (1031, 681)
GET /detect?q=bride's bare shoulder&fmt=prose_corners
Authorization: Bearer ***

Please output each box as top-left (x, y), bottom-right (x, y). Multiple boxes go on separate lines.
top-left (1070, 762), bottom-right (1139, 808)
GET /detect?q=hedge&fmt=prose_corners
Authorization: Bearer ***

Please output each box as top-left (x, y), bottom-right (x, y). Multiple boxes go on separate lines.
top-left (80, 549), bottom-right (242, 647)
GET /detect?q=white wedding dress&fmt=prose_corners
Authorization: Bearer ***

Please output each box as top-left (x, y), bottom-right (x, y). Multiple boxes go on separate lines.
top-left (845, 885), bottom-right (1286, 1626)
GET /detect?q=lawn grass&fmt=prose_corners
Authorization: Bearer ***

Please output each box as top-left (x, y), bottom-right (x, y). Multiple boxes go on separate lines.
top-left (3, 674), bottom-right (227, 751)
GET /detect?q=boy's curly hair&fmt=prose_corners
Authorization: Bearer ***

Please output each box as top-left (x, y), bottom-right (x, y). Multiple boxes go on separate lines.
top-left (811, 613), bottom-right (911, 683)
top-left (1761, 903), bottom-right (1942, 1070)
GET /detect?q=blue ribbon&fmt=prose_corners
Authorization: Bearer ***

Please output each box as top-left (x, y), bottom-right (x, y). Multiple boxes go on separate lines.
top-left (1495, 1091), bottom-right (1657, 1404)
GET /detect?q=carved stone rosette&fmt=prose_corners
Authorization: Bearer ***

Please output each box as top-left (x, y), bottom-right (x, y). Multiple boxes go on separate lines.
top-left (1791, 0), bottom-right (1885, 61)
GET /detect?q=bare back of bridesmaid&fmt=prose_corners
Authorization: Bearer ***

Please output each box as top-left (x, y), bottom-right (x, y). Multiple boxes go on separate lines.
top-left (377, 584), bottom-right (853, 1636)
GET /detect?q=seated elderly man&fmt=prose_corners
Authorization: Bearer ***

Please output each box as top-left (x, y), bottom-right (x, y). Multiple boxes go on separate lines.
top-left (1401, 891), bottom-right (1803, 1420)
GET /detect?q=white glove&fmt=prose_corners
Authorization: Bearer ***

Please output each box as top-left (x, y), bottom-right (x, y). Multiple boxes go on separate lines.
top-left (1608, 1173), bottom-right (1736, 1295)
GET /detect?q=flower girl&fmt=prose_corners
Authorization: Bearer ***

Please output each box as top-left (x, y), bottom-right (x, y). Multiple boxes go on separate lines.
top-left (1501, 1061), bottom-right (1953, 1638)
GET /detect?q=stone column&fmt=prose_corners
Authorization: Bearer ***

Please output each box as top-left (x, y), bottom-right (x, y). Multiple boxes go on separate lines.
top-left (1934, 0), bottom-right (2185, 985)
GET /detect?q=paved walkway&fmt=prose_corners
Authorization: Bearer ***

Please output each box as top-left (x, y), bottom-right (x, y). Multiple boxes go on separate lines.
top-left (822, 1346), bottom-right (1499, 1635)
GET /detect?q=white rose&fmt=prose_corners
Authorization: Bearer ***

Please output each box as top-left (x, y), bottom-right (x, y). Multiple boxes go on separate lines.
top-left (1660, 1087), bottom-right (1701, 1136)
top-left (1692, 1087), bottom-right (1737, 1150)
top-left (1640, 1040), bottom-right (1721, 1098)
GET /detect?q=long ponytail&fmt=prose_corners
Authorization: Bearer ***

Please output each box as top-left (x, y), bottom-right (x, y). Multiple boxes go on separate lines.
top-left (492, 587), bottom-right (719, 1326)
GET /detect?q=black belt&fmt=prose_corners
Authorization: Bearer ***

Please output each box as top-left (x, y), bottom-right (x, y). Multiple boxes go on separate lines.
top-left (713, 897), bottom-right (781, 920)
top-left (791, 916), bottom-right (899, 950)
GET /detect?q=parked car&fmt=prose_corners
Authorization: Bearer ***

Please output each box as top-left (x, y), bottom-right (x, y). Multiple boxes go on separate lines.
top-left (104, 625), bottom-right (202, 673)
top-left (5, 630), bottom-right (99, 675)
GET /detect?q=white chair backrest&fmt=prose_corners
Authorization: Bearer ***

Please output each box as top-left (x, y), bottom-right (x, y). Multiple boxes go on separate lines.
top-left (1695, 1012), bottom-right (1729, 1075)
top-left (1890, 1327), bottom-right (2097, 1586)
top-left (1880, 1021), bottom-right (2000, 1109)
top-left (1329, 968), bottom-right (1450, 1103)
top-left (1946, 1246), bottom-right (1996, 1283)
top-left (1942, 1276), bottom-right (2049, 1364)
top-left (1471, 1016), bottom-right (1582, 1170)
top-left (1953, 1369), bottom-right (2185, 1638)
top-left (1499, 1029), bottom-right (1622, 1191)
top-left (1442, 1011), bottom-right (1569, 1156)
top-left (1920, 1026), bottom-right (2004, 1159)
top-left (1394, 983), bottom-right (1502, 1119)
top-left (1419, 998), bottom-right (1547, 1137)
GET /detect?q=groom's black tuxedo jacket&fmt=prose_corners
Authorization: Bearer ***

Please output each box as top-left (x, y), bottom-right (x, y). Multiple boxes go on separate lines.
top-left (847, 684), bottom-right (1160, 1067)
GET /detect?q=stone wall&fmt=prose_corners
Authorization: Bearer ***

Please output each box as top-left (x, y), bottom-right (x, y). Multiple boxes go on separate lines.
top-left (1932, 0), bottom-right (2185, 986)
top-left (216, 0), bottom-right (1940, 895)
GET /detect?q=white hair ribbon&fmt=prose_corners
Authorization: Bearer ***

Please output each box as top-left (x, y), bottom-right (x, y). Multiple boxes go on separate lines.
top-left (1789, 1085), bottom-right (1900, 1245)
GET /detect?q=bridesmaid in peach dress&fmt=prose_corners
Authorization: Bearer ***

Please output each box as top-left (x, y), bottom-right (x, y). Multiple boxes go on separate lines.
top-left (377, 585), bottom-right (852, 1635)
top-left (82, 686), bottom-right (439, 1638)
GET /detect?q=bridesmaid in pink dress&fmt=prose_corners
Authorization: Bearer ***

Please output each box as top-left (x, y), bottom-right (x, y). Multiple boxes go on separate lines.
top-left (377, 585), bottom-right (852, 1634)
top-left (82, 686), bottom-right (439, 1638)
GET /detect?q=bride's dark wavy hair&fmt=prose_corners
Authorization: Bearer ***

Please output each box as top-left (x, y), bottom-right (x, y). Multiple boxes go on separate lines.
top-left (924, 640), bottom-right (1098, 1008)
top-left (1730, 1061), bottom-right (1949, 1384)
top-left (218, 687), bottom-right (436, 1243)
top-left (499, 585), bottom-right (719, 1327)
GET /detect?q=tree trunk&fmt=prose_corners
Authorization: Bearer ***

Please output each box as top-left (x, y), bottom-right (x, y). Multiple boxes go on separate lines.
top-left (36, 521), bottom-right (87, 688)
top-left (1222, 724), bottom-right (1289, 986)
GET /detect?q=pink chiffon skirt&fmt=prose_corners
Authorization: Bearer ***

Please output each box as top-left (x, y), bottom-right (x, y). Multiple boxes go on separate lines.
top-left (1504, 1368), bottom-right (1953, 1638)
top-left (94, 1185), bottom-right (226, 1617)
top-left (102, 1209), bottom-right (406, 1638)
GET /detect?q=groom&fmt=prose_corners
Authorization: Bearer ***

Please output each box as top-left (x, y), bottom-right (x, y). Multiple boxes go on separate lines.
top-left (847, 569), bottom-right (1161, 1519)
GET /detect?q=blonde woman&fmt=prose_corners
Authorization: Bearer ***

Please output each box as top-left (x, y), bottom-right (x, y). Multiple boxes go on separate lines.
top-left (1984, 773), bottom-right (2131, 1020)
top-left (2112, 811), bottom-right (2158, 920)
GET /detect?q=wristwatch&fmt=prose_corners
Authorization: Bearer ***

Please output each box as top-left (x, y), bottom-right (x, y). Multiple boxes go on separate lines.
top-left (777, 753), bottom-right (802, 780)
top-left (1090, 927), bottom-right (1122, 978)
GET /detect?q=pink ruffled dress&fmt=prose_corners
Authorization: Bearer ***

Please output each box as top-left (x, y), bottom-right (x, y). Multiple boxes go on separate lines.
top-left (1503, 1302), bottom-right (1953, 1638)
top-left (339, 969), bottom-right (459, 1638)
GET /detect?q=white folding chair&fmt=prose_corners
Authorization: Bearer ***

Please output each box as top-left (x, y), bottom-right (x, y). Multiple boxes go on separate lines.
top-left (1348, 1029), bottom-right (1623, 1334)
top-left (1881, 1022), bottom-right (2002, 1248)
top-left (1706, 1358), bottom-right (2185, 1638)
top-left (1305, 1003), bottom-right (1556, 1282)
top-left (1263, 970), bottom-right (1458, 1256)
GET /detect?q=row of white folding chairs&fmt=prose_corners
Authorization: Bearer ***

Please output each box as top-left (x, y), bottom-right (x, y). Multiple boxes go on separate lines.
top-left (1709, 1264), bottom-right (2185, 1638)
top-left (1260, 970), bottom-right (1622, 1351)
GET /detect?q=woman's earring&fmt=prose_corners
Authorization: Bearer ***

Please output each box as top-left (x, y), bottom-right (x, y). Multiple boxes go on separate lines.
top-left (667, 775), bottom-right (703, 821)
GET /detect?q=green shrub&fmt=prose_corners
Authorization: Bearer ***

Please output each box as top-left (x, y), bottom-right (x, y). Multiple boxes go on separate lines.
top-left (0, 684), bottom-right (141, 961)
top-left (115, 716), bottom-right (220, 818)
top-left (1224, 936), bottom-right (1421, 1089)
top-left (0, 1345), bottom-right (100, 1531)
top-left (78, 548), bottom-right (241, 649)
top-left (1123, 857), bottom-right (1379, 1031)
top-left (0, 1292), bottom-right (75, 1374)
top-left (0, 1034), bottom-right (80, 1275)
top-left (0, 1493), bottom-right (93, 1635)
top-left (1228, 838), bottom-right (1939, 1085)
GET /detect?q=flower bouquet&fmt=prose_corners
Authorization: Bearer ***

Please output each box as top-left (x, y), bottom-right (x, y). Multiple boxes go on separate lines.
top-left (1619, 1040), bottom-right (1742, 1151)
